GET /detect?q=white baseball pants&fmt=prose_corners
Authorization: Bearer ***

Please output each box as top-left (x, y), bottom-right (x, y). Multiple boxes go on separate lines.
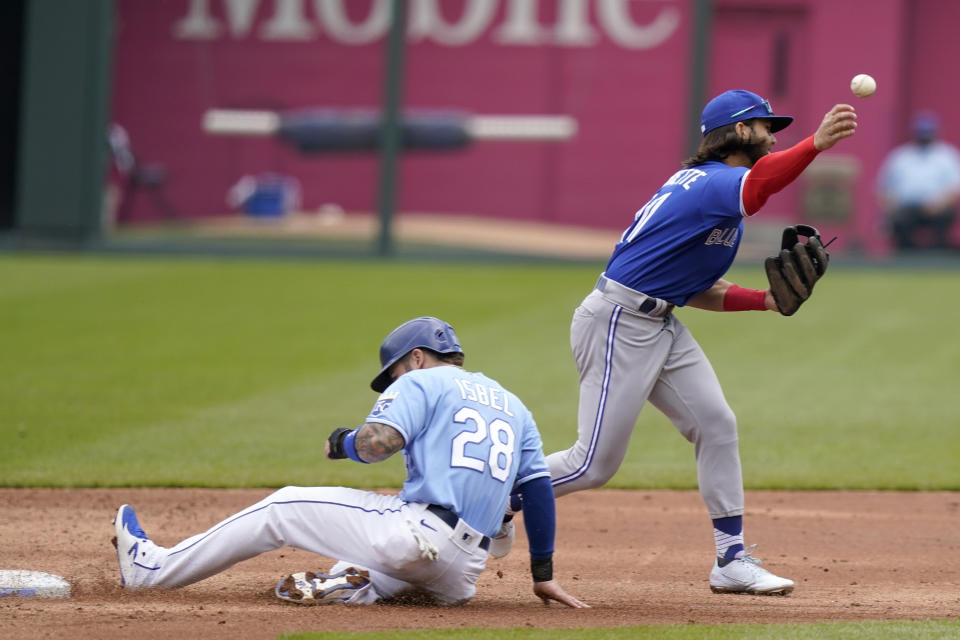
top-left (129, 486), bottom-right (488, 604)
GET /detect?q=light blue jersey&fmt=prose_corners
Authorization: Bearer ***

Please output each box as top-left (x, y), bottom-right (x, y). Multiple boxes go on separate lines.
top-left (366, 366), bottom-right (550, 537)
top-left (876, 141), bottom-right (960, 206)
top-left (605, 161), bottom-right (749, 305)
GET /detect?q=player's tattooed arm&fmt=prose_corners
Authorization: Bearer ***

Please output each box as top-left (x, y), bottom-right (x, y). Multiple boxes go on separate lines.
top-left (354, 423), bottom-right (405, 462)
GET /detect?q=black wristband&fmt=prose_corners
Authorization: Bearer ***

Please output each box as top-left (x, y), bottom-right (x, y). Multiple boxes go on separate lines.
top-left (530, 555), bottom-right (553, 583)
top-left (327, 427), bottom-right (352, 459)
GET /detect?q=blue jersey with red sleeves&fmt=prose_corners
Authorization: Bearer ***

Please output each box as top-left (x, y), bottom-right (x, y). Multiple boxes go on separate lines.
top-left (604, 161), bottom-right (750, 305)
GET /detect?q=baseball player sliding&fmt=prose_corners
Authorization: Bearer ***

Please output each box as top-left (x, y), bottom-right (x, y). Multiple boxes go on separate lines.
top-left (493, 90), bottom-right (857, 595)
top-left (113, 317), bottom-right (587, 608)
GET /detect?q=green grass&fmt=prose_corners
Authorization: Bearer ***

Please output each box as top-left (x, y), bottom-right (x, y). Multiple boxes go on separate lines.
top-left (280, 620), bottom-right (960, 639)
top-left (1, 253), bottom-right (958, 489)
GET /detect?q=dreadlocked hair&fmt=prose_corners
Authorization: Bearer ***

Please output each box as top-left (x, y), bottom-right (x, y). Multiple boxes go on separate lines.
top-left (682, 120), bottom-right (756, 167)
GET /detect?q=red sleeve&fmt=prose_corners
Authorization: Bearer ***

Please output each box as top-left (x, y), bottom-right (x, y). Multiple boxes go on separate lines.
top-left (742, 135), bottom-right (819, 215)
top-left (722, 285), bottom-right (767, 311)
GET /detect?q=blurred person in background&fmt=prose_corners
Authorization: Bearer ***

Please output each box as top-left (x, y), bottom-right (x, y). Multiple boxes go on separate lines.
top-left (876, 111), bottom-right (960, 251)
top-left (103, 123), bottom-right (136, 228)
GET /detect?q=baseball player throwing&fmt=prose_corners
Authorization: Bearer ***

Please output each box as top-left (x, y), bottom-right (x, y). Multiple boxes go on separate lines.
top-left (113, 317), bottom-right (587, 608)
top-left (495, 90), bottom-right (856, 595)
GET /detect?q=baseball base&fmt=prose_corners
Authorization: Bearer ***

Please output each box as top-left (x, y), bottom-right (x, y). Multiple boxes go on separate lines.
top-left (0, 570), bottom-right (71, 598)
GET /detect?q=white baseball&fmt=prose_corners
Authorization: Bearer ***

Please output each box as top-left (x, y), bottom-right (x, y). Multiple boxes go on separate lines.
top-left (850, 74), bottom-right (876, 98)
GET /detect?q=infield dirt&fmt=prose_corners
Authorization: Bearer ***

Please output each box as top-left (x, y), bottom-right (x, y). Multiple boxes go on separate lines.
top-left (2, 489), bottom-right (958, 638)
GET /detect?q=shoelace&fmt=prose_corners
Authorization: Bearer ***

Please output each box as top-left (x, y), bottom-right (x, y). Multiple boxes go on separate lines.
top-left (737, 543), bottom-right (763, 566)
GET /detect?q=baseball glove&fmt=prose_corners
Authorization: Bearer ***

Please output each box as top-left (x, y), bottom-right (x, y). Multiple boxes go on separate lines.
top-left (764, 224), bottom-right (830, 316)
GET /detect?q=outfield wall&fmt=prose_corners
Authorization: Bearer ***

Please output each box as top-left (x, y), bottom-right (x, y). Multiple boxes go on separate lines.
top-left (110, 0), bottom-right (960, 256)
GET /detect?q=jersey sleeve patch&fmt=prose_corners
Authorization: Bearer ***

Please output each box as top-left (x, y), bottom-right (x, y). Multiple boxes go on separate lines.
top-left (370, 391), bottom-right (399, 417)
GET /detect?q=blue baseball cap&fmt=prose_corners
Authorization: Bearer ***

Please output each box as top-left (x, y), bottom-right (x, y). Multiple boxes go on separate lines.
top-left (700, 90), bottom-right (794, 136)
top-left (912, 111), bottom-right (940, 137)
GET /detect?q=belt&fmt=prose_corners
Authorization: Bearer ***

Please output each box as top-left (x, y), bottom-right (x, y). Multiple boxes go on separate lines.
top-left (638, 298), bottom-right (661, 314)
top-left (427, 504), bottom-right (490, 551)
top-left (595, 274), bottom-right (675, 317)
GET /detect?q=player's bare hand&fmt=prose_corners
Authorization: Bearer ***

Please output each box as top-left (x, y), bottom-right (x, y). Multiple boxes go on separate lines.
top-left (814, 104), bottom-right (857, 151)
top-left (532, 580), bottom-right (590, 608)
top-left (764, 289), bottom-right (779, 312)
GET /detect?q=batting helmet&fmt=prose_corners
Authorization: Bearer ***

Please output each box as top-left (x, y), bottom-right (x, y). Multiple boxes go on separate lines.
top-left (370, 316), bottom-right (463, 392)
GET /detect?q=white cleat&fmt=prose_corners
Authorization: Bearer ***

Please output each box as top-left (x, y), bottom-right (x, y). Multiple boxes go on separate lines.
top-left (111, 504), bottom-right (162, 588)
top-left (275, 568), bottom-right (371, 605)
top-left (709, 545), bottom-right (794, 596)
top-left (487, 520), bottom-right (515, 559)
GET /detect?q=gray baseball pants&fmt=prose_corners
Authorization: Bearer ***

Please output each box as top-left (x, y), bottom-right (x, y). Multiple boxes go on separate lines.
top-left (546, 276), bottom-right (744, 519)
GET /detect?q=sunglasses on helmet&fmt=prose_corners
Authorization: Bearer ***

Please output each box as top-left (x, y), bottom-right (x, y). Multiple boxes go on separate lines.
top-left (729, 99), bottom-right (774, 119)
